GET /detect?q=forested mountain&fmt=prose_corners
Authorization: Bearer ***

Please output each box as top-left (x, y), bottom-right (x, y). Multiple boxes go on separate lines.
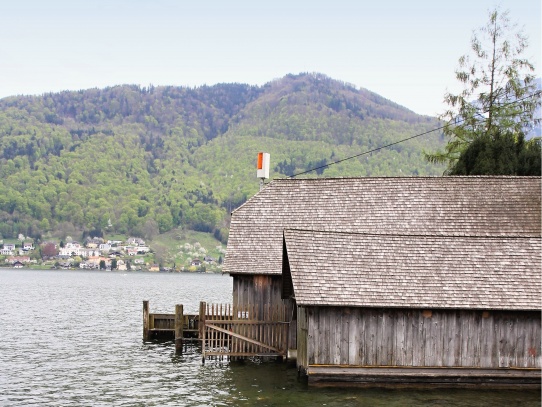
top-left (0, 73), bottom-right (445, 241)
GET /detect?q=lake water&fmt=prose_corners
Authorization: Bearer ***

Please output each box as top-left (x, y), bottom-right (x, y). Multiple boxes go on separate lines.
top-left (0, 269), bottom-right (539, 407)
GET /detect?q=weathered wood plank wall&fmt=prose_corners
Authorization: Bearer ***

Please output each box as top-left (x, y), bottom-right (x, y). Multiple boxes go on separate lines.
top-left (232, 274), bottom-right (296, 348)
top-left (232, 275), bottom-right (283, 312)
top-left (302, 307), bottom-right (541, 369)
top-left (297, 307), bottom-right (309, 370)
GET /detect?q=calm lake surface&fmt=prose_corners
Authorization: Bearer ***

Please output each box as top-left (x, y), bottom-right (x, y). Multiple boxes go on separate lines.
top-left (0, 269), bottom-right (539, 407)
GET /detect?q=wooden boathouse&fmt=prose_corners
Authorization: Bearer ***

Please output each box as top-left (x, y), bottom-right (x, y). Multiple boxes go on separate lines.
top-left (283, 229), bottom-right (541, 385)
top-left (222, 176), bottom-right (541, 385)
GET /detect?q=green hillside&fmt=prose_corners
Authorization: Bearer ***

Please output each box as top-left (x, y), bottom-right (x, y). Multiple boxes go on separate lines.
top-left (0, 73), bottom-right (445, 242)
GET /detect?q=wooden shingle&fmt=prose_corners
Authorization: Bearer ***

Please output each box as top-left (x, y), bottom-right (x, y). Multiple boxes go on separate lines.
top-left (223, 177), bottom-right (541, 276)
top-left (283, 229), bottom-right (541, 310)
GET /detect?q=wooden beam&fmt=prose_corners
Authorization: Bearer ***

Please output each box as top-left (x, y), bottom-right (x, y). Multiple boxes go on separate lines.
top-left (207, 320), bottom-right (288, 325)
top-left (143, 300), bottom-right (149, 341)
top-left (199, 301), bottom-right (206, 364)
top-left (305, 365), bottom-right (542, 386)
top-left (151, 314), bottom-right (175, 320)
top-left (175, 304), bottom-right (183, 354)
top-left (205, 352), bottom-right (284, 357)
top-left (206, 323), bottom-right (280, 353)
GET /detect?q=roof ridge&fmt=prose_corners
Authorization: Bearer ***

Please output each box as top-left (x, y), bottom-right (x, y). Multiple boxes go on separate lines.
top-left (283, 228), bottom-right (542, 240)
top-left (273, 175), bottom-right (542, 181)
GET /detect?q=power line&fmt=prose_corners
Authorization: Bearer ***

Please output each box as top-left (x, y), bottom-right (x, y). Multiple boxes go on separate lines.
top-left (288, 125), bottom-right (447, 178)
top-left (287, 90), bottom-right (541, 179)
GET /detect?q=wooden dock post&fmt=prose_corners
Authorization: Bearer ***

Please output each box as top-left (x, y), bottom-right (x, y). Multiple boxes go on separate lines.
top-left (199, 301), bottom-right (206, 363)
top-left (143, 300), bottom-right (150, 341)
top-left (175, 304), bottom-right (183, 354)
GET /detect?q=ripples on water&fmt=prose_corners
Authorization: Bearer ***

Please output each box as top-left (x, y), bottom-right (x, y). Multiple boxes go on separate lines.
top-left (0, 269), bottom-right (539, 406)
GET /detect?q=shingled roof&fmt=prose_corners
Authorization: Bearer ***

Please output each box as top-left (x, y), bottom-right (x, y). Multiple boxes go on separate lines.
top-left (282, 229), bottom-right (542, 310)
top-left (223, 177), bottom-right (541, 276)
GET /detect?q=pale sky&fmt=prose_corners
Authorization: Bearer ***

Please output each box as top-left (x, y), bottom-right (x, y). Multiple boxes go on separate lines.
top-left (1, 0), bottom-right (540, 116)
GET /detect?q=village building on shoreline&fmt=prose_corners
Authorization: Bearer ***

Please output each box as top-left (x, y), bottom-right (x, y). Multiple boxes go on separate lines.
top-left (1, 236), bottom-right (151, 270)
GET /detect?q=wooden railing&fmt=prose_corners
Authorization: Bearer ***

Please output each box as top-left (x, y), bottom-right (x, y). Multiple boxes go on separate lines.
top-left (200, 302), bottom-right (289, 361)
top-left (142, 301), bottom-right (199, 353)
top-left (143, 300), bottom-right (290, 361)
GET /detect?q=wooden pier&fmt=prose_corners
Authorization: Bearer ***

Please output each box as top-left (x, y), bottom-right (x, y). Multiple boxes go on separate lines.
top-left (199, 302), bottom-right (289, 362)
top-left (142, 301), bottom-right (200, 353)
top-left (143, 300), bottom-right (290, 361)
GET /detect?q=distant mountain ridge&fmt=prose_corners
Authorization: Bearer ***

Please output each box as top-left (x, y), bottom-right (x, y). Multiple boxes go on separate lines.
top-left (0, 72), bottom-right (446, 241)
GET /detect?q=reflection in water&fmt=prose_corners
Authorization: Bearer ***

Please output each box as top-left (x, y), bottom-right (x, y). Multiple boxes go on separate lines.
top-left (0, 269), bottom-right (539, 407)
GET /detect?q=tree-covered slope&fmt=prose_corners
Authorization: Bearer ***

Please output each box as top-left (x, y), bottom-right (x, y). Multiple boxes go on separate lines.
top-left (0, 73), bottom-right (445, 241)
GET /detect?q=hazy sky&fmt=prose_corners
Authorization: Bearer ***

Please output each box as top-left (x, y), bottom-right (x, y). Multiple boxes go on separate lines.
top-left (1, 0), bottom-right (540, 116)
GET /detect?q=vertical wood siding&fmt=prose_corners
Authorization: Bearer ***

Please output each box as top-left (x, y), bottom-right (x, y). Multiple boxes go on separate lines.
top-left (200, 302), bottom-right (289, 358)
top-left (232, 274), bottom-right (296, 348)
top-left (297, 307), bottom-right (309, 370)
top-left (232, 275), bottom-right (283, 313)
top-left (303, 307), bottom-right (541, 369)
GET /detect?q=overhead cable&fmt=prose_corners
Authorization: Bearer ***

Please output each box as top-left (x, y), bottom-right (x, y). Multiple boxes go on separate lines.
top-left (287, 91), bottom-right (541, 178)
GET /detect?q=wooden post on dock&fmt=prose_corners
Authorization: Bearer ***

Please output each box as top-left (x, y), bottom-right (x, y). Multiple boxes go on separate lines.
top-left (175, 304), bottom-right (183, 354)
top-left (199, 301), bottom-right (206, 363)
top-left (143, 300), bottom-right (150, 341)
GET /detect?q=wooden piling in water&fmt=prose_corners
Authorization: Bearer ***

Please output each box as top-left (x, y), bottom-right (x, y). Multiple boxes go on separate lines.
top-left (175, 304), bottom-right (183, 354)
top-left (143, 300), bottom-right (150, 341)
top-left (199, 301), bottom-right (206, 364)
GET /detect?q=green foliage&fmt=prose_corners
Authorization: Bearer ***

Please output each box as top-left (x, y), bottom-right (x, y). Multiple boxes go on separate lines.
top-left (449, 132), bottom-right (541, 176)
top-left (426, 8), bottom-right (540, 172)
top-left (0, 73), bottom-right (446, 239)
top-left (150, 228), bottom-right (225, 270)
